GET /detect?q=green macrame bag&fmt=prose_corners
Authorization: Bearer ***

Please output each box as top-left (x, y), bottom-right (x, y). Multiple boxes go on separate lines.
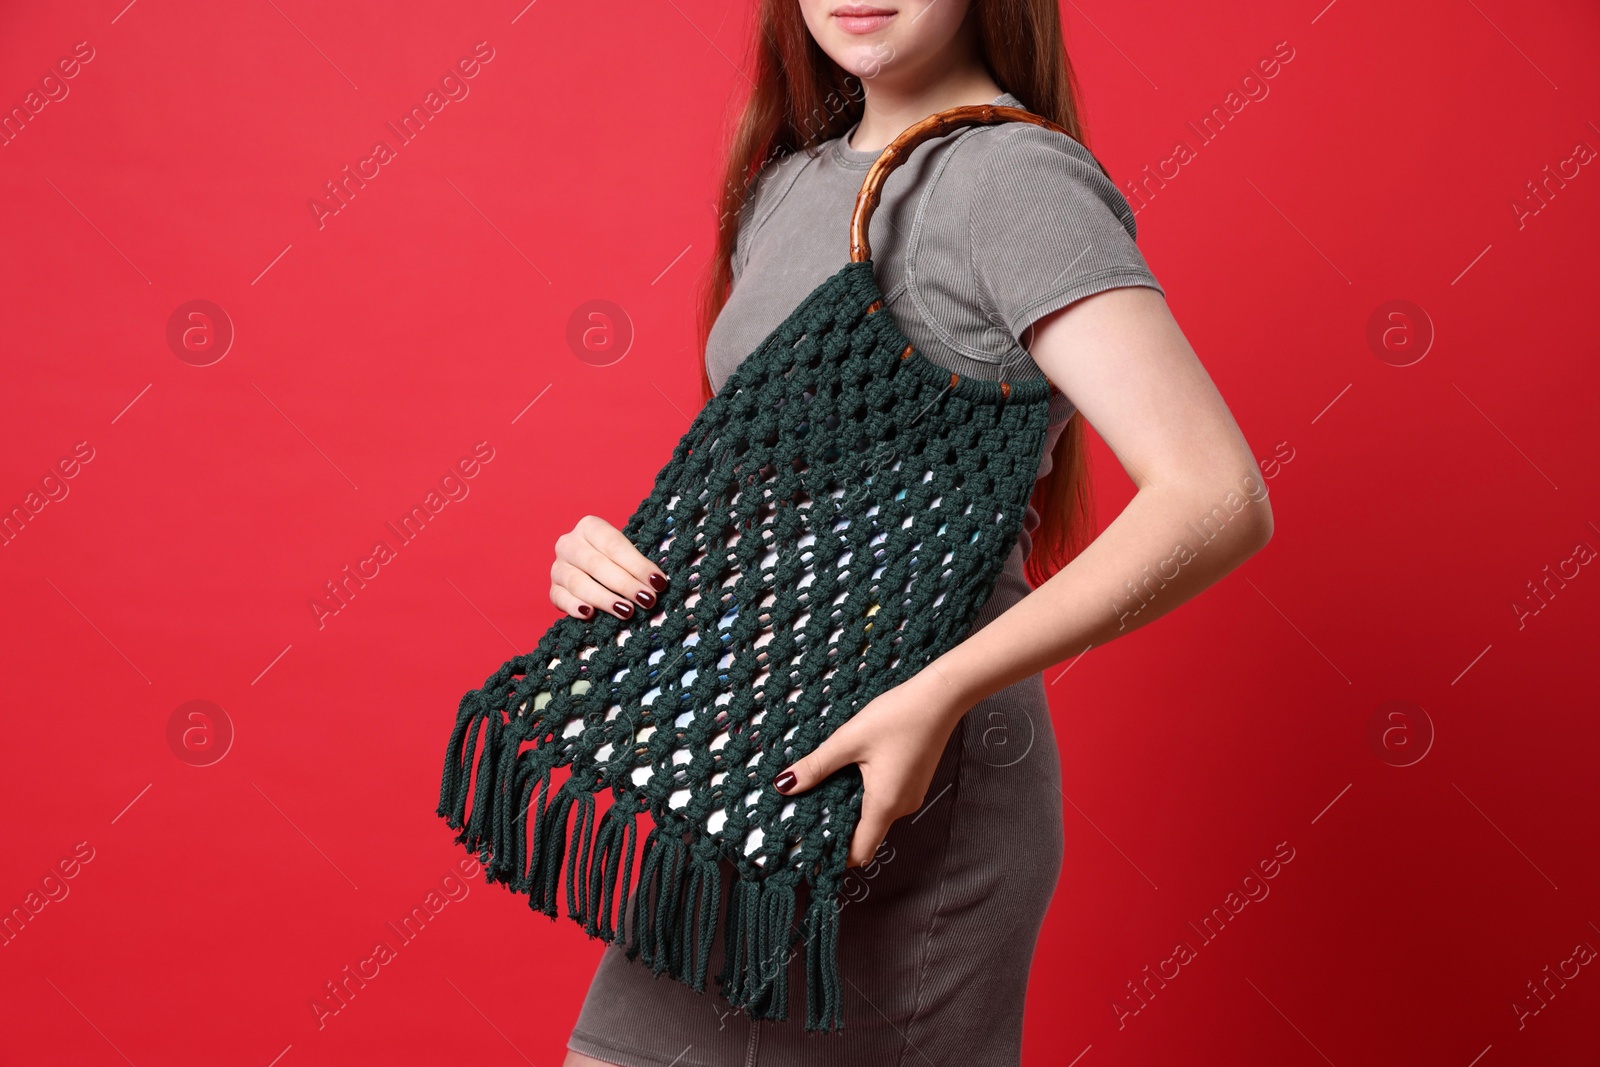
top-left (435, 105), bottom-right (1070, 1032)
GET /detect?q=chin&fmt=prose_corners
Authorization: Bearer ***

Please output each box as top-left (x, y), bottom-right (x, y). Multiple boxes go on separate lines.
top-left (826, 39), bottom-right (900, 81)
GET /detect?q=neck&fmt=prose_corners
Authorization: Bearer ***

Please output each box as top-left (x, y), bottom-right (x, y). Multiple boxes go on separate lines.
top-left (847, 43), bottom-right (1003, 153)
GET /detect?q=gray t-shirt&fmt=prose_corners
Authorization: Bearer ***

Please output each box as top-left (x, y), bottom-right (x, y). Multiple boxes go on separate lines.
top-left (705, 91), bottom-right (1163, 561)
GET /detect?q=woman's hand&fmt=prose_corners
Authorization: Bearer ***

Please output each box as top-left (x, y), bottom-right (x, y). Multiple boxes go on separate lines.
top-left (772, 666), bottom-right (970, 868)
top-left (549, 514), bottom-right (669, 621)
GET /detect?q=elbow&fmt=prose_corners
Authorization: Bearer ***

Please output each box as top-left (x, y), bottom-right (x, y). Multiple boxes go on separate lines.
top-left (1250, 500), bottom-right (1275, 554)
top-left (1241, 490), bottom-right (1275, 557)
top-left (1218, 464), bottom-right (1275, 559)
top-left (1169, 465), bottom-right (1275, 561)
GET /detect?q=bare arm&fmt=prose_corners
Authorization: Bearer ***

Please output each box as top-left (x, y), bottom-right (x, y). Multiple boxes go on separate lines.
top-left (925, 283), bottom-right (1274, 709)
top-left (778, 284), bottom-right (1274, 865)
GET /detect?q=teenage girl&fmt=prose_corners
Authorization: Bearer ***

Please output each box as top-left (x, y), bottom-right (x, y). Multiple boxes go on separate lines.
top-left (552, 2), bottom-right (1272, 1064)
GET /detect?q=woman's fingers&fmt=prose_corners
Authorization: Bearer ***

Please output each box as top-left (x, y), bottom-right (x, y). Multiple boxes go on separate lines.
top-left (551, 558), bottom-right (644, 621)
top-left (569, 518), bottom-right (667, 614)
top-left (547, 581), bottom-right (596, 620)
top-left (550, 517), bottom-right (667, 620)
top-left (579, 515), bottom-right (669, 595)
top-left (559, 529), bottom-right (645, 603)
top-left (774, 723), bottom-right (897, 868)
top-left (847, 798), bottom-right (895, 869)
top-left (773, 721), bottom-right (859, 795)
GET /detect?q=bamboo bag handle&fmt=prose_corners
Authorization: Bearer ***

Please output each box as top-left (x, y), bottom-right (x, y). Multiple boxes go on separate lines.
top-left (849, 103), bottom-right (1073, 262)
top-left (848, 103), bottom-right (1075, 397)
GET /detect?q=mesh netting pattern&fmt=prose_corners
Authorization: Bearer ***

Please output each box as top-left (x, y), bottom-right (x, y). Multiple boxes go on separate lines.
top-left (436, 258), bottom-right (1053, 1031)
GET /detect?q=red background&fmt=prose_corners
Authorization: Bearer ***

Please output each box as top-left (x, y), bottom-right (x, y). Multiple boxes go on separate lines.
top-left (3, 1), bottom-right (1598, 1064)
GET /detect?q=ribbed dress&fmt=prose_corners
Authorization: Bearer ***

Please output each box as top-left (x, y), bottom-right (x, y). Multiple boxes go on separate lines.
top-left (567, 91), bottom-right (1164, 1067)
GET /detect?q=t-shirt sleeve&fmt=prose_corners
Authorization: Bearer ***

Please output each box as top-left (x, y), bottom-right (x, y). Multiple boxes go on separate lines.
top-left (730, 191), bottom-right (754, 283)
top-left (730, 158), bottom-right (785, 283)
top-left (969, 124), bottom-right (1163, 345)
top-left (731, 195), bottom-right (754, 283)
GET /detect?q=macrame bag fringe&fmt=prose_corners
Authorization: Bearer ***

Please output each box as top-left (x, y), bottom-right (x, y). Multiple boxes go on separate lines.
top-left (439, 685), bottom-right (846, 1028)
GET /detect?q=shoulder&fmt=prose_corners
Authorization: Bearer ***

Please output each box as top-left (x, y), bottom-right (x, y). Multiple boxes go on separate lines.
top-left (954, 120), bottom-right (1139, 241)
top-left (960, 119), bottom-right (1098, 164)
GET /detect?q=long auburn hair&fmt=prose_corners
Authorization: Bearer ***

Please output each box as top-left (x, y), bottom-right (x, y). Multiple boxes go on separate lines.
top-left (695, 0), bottom-right (1105, 588)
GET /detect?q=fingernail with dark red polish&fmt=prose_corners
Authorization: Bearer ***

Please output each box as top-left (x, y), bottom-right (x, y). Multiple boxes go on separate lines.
top-left (577, 604), bottom-right (593, 618)
top-left (649, 572), bottom-right (669, 591)
top-left (773, 771), bottom-right (796, 794)
top-left (613, 600), bottom-right (634, 618)
top-left (635, 590), bottom-right (655, 608)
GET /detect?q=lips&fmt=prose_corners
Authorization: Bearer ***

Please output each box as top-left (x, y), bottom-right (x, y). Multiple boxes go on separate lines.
top-left (833, 4), bottom-right (894, 34)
